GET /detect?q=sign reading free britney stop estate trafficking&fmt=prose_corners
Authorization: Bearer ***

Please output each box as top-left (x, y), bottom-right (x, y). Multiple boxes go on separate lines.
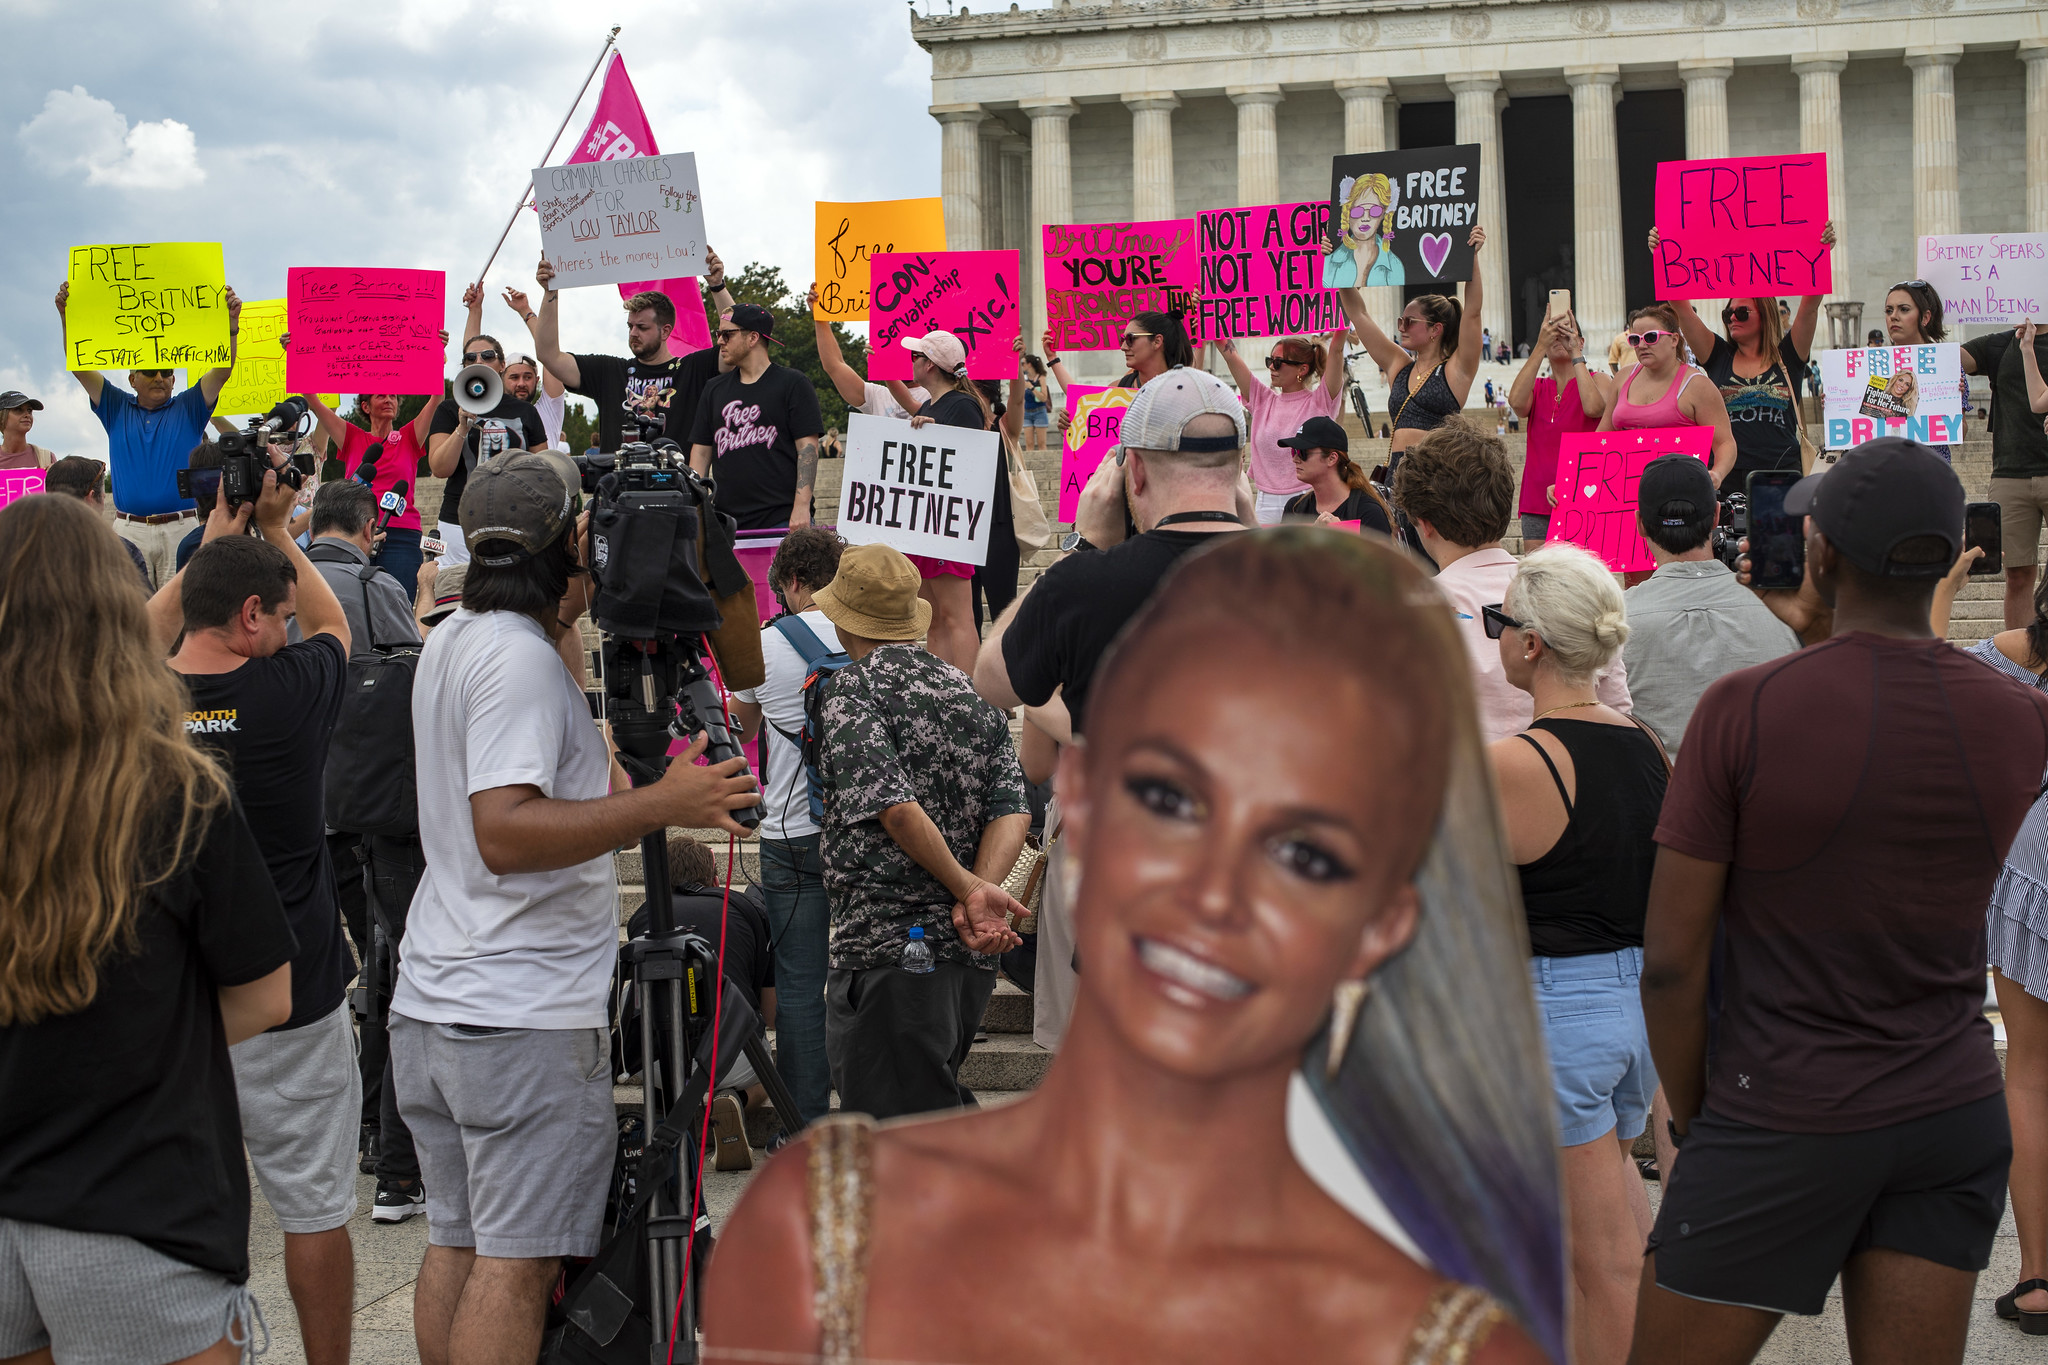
top-left (840, 413), bottom-right (1000, 568)
top-left (532, 152), bottom-right (707, 289)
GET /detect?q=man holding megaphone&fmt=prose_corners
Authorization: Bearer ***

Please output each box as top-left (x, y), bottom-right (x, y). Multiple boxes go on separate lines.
top-left (427, 333), bottom-right (549, 567)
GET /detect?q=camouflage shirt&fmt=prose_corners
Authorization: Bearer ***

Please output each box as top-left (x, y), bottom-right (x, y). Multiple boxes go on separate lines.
top-left (819, 642), bottom-right (1029, 971)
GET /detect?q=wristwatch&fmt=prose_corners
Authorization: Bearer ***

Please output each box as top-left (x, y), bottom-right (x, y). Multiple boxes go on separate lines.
top-left (1060, 532), bottom-right (1094, 552)
top-left (1666, 1118), bottom-right (1687, 1150)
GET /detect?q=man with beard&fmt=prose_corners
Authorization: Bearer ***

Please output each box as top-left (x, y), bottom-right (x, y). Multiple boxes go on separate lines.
top-left (465, 282), bottom-right (568, 450)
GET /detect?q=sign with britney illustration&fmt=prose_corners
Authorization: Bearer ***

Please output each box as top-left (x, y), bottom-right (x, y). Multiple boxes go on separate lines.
top-left (1320, 144), bottom-right (1481, 289)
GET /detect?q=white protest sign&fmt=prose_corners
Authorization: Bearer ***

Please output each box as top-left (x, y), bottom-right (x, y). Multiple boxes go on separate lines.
top-left (532, 153), bottom-right (706, 289)
top-left (1819, 344), bottom-right (1965, 449)
top-left (1918, 234), bottom-right (2047, 326)
top-left (840, 412), bottom-right (999, 567)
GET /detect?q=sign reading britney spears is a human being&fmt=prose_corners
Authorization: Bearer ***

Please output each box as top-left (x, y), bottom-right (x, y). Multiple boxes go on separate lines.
top-left (1652, 154), bottom-right (1831, 300)
top-left (839, 413), bottom-right (1000, 567)
top-left (1549, 428), bottom-right (1715, 574)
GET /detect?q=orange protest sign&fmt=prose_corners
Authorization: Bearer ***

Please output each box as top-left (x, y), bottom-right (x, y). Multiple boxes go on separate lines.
top-left (813, 198), bottom-right (946, 322)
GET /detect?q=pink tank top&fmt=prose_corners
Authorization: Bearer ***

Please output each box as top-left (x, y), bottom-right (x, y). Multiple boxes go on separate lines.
top-left (1613, 365), bottom-right (1701, 429)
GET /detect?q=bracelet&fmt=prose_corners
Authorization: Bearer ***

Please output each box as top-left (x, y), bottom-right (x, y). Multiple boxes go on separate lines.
top-left (525, 312), bottom-right (537, 322)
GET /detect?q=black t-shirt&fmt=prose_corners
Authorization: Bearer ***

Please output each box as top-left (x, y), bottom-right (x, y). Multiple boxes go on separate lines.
top-left (918, 389), bottom-right (1013, 533)
top-left (1281, 487), bottom-right (1394, 536)
top-left (181, 634), bottom-right (351, 1031)
top-left (1703, 334), bottom-right (1805, 483)
top-left (429, 394), bottom-right (547, 524)
top-left (571, 349), bottom-right (720, 454)
top-left (0, 799), bottom-right (296, 1280)
top-left (628, 885), bottom-right (775, 1015)
top-left (1963, 330), bottom-right (2048, 480)
top-left (689, 363), bottom-right (824, 531)
top-left (1003, 528), bottom-right (1231, 733)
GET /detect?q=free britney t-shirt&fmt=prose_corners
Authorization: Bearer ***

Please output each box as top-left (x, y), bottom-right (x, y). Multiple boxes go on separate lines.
top-left (690, 362), bottom-right (824, 531)
top-left (571, 349), bottom-right (719, 453)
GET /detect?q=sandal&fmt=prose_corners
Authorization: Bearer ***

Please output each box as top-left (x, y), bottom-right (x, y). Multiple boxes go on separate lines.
top-left (1996, 1278), bottom-right (2048, 1333)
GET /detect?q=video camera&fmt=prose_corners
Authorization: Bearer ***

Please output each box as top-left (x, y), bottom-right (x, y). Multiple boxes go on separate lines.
top-left (177, 397), bottom-right (316, 509)
top-left (1713, 491), bottom-right (1749, 574)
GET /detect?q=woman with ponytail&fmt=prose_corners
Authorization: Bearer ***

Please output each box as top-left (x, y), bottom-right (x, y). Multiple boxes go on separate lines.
top-left (1333, 225), bottom-right (1487, 465)
top-left (1486, 541), bottom-right (1670, 1365)
top-left (709, 529), bottom-right (1563, 1364)
top-left (1277, 414), bottom-right (1395, 537)
top-left (1217, 331), bottom-right (1349, 525)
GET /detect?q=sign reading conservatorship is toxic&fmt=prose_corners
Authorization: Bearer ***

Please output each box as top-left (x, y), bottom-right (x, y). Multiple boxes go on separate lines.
top-left (840, 413), bottom-right (999, 567)
top-left (65, 242), bottom-right (230, 371)
top-left (1819, 344), bottom-right (1965, 449)
top-left (1917, 235), bottom-right (2048, 326)
top-left (532, 153), bottom-right (706, 289)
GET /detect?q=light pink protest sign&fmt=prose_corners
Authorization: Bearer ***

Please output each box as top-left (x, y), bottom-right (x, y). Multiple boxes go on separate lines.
top-left (1549, 427), bottom-right (1715, 573)
top-left (867, 250), bottom-right (1021, 382)
top-left (0, 470), bottom-right (45, 507)
top-left (1058, 386), bottom-right (1135, 522)
top-left (1191, 202), bottom-right (1344, 341)
top-left (1653, 154), bottom-right (1831, 301)
top-left (1042, 220), bottom-right (1199, 352)
top-left (285, 268), bottom-right (446, 393)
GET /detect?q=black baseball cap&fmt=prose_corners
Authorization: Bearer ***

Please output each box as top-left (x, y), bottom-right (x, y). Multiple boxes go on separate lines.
top-left (1636, 455), bottom-right (1716, 532)
top-left (1277, 415), bottom-right (1349, 454)
top-left (1783, 436), bottom-right (1961, 578)
top-left (728, 303), bottom-right (775, 339)
top-left (0, 392), bottom-right (43, 412)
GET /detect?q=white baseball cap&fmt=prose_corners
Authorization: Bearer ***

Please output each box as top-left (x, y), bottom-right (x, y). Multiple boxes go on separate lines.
top-left (900, 330), bottom-right (968, 375)
top-left (1119, 366), bottom-right (1247, 455)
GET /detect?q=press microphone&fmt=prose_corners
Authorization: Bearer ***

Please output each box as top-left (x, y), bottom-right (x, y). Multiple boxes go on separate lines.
top-left (353, 442), bottom-right (384, 485)
top-left (375, 480), bottom-right (410, 537)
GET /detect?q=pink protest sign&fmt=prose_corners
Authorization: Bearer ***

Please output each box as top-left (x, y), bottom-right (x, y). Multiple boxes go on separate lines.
top-left (0, 470), bottom-right (46, 507)
top-left (1653, 154), bottom-right (1832, 300)
top-left (867, 250), bottom-right (1021, 382)
top-left (1042, 220), bottom-right (1199, 352)
top-left (1058, 386), bottom-right (1135, 522)
top-left (1191, 202), bottom-right (1345, 341)
top-left (1549, 428), bottom-right (1715, 573)
top-left (285, 268), bottom-right (446, 393)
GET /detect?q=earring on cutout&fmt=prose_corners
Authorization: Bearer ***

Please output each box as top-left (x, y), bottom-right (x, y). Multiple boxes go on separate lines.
top-left (1326, 978), bottom-right (1371, 1079)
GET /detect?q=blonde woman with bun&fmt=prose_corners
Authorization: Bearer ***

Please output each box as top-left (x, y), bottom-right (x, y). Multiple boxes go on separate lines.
top-left (1485, 542), bottom-right (1671, 1365)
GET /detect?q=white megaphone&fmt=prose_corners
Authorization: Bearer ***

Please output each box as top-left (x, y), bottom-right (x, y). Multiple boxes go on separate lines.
top-left (454, 363), bottom-right (503, 416)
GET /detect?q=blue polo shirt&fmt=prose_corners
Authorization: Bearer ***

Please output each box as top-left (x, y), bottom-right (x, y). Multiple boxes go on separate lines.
top-left (93, 383), bottom-right (216, 517)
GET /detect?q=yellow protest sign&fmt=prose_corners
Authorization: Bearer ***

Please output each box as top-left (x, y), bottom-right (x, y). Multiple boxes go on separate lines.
top-left (813, 199), bottom-right (946, 322)
top-left (65, 242), bottom-right (231, 372)
top-left (211, 300), bottom-right (339, 417)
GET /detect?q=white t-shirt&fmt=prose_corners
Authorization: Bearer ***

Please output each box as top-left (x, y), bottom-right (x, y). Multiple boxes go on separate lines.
top-left (394, 608), bottom-right (617, 1029)
top-left (858, 382), bottom-right (929, 421)
top-left (533, 390), bottom-right (567, 450)
top-left (732, 609), bottom-right (842, 841)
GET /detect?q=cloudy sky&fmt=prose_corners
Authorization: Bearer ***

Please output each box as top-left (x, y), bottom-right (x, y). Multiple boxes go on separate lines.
top-left (1, 0), bottom-right (966, 454)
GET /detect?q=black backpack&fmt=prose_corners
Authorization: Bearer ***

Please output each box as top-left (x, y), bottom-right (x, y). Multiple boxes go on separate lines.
top-left (767, 614), bottom-right (851, 826)
top-left (316, 547), bottom-right (422, 837)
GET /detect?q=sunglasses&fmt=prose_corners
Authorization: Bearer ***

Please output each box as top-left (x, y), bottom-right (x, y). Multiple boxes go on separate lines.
top-left (1627, 330), bottom-right (1674, 349)
top-left (716, 328), bottom-right (749, 343)
top-left (462, 349), bottom-right (501, 363)
top-left (1118, 332), bottom-right (1157, 349)
top-left (1481, 604), bottom-right (1528, 640)
top-left (1266, 356), bottom-right (1308, 371)
top-left (1720, 307), bottom-right (1752, 324)
top-left (1892, 280), bottom-right (1931, 292)
top-left (135, 369), bottom-right (173, 379)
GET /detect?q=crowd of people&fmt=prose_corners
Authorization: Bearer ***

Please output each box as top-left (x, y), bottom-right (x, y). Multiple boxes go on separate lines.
top-left (6, 213), bottom-right (2048, 1365)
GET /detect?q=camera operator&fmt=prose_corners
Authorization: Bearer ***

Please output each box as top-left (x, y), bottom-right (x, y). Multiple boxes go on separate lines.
top-left (532, 248), bottom-right (737, 452)
top-left (42, 455), bottom-right (150, 590)
top-left (0, 494), bottom-right (295, 1365)
top-left (1621, 456), bottom-right (1799, 758)
top-left (163, 467), bottom-right (359, 1365)
top-left (175, 435), bottom-right (313, 571)
top-left (391, 450), bottom-right (760, 1365)
top-left (427, 335), bottom-right (549, 567)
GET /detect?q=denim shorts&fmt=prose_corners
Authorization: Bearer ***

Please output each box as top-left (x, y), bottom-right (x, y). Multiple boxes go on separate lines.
top-left (1528, 946), bottom-right (1658, 1146)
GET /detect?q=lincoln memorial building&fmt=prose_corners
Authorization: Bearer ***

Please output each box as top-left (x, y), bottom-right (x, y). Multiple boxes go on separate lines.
top-left (913, 0), bottom-right (2047, 378)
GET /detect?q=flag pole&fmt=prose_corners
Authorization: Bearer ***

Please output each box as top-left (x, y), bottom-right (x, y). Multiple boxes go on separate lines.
top-left (474, 25), bottom-right (621, 288)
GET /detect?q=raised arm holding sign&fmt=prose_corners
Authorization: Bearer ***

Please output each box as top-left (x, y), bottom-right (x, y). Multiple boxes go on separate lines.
top-left (1652, 155), bottom-right (1831, 300)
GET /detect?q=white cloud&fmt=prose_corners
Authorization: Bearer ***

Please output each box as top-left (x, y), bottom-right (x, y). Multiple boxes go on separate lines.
top-left (18, 86), bottom-right (204, 191)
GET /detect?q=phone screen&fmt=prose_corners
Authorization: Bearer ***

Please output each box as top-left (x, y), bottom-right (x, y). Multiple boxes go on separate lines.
top-left (1966, 502), bottom-right (2003, 575)
top-left (1747, 471), bottom-right (1805, 590)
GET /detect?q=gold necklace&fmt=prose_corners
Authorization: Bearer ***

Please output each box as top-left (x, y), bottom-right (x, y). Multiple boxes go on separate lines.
top-left (1532, 700), bottom-right (1601, 722)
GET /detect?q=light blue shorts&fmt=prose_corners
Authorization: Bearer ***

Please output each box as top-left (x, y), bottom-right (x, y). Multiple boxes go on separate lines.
top-left (1528, 946), bottom-right (1658, 1146)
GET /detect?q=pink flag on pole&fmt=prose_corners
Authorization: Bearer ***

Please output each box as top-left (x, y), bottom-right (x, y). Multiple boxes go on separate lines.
top-left (565, 54), bottom-right (712, 353)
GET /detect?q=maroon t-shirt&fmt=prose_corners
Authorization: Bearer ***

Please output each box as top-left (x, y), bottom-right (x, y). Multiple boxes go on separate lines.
top-left (1658, 632), bottom-right (2048, 1133)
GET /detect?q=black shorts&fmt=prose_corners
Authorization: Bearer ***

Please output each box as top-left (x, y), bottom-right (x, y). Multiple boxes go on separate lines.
top-left (1647, 1092), bottom-right (2010, 1316)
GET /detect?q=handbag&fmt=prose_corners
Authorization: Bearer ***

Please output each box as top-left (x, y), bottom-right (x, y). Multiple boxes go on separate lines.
top-left (1006, 434), bottom-right (1052, 555)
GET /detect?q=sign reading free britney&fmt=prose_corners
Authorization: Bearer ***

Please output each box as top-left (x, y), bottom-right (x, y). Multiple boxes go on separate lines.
top-left (1652, 154), bottom-right (1831, 301)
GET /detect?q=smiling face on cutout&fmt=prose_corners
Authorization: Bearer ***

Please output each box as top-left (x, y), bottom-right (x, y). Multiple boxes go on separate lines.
top-left (1058, 614), bottom-right (1440, 1083)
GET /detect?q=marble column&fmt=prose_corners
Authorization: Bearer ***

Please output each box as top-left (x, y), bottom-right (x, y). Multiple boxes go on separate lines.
top-left (1124, 93), bottom-right (1180, 221)
top-left (979, 118), bottom-right (1007, 250)
top-left (1678, 59), bottom-right (1735, 329)
top-left (1793, 54), bottom-right (1850, 304)
top-left (1566, 65), bottom-right (1627, 348)
top-left (1450, 71), bottom-right (1512, 353)
top-left (1906, 47), bottom-right (1963, 239)
top-left (932, 103), bottom-right (986, 251)
top-left (1022, 98), bottom-right (1078, 358)
top-left (1000, 133), bottom-right (1030, 265)
top-left (1336, 78), bottom-right (1402, 335)
top-left (2023, 40), bottom-right (2048, 232)
top-left (1228, 86), bottom-right (1284, 206)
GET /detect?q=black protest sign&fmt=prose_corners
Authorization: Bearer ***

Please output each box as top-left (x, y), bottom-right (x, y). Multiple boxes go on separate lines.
top-left (1320, 144), bottom-right (1482, 289)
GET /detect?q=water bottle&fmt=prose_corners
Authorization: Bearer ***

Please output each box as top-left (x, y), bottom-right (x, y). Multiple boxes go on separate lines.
top-left (901, 926), bottom-right (935, 975)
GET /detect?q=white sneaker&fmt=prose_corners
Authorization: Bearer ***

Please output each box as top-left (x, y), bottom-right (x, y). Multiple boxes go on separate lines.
top-left (371, 1180), bottom-right (425, 1223)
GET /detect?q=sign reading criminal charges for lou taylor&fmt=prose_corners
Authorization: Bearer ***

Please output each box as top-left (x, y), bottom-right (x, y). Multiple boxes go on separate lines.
top-left (1194, 202), bottom-right (1344, 341)
top-left (1321, 144), bottom-right (1481, 289)
top-left (1653, 153), bottom-right (1831, 300)
top-left (867, 250), bottom-right (1021, 382)
top-left (532, 152), bottom-right (706, 289)
top-left (65, 242), bottom-right (230, 371)
top-left (840, 413), bottom-right (1000, 568)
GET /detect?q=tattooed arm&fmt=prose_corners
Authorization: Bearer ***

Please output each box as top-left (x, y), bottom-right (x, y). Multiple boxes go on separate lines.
top-left (791, 435), bottom-right (819, 530)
